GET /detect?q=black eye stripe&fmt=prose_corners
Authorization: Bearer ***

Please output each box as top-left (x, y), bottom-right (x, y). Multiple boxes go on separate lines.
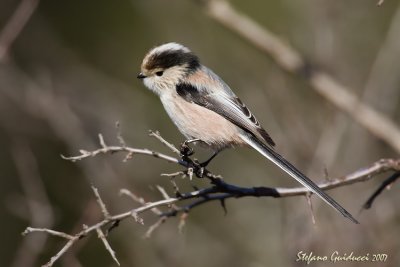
top-left (156, 71), bottom-right (164, 76)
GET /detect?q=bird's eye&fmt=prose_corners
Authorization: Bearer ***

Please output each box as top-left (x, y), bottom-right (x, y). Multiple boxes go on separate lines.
top-left (155, 71), bottom-right (164, 76)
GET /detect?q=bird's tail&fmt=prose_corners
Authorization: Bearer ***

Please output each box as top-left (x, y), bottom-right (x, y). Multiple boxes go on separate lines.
top-left (240, 134), bottom-right (359, 224)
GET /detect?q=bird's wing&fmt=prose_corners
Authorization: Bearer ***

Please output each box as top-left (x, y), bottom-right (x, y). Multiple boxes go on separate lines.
top-left (175, 81), bottom-right (275, 147)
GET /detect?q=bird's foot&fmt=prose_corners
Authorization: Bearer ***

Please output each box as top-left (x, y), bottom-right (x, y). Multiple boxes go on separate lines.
top-left (180, 139), bottom-right (200, 158)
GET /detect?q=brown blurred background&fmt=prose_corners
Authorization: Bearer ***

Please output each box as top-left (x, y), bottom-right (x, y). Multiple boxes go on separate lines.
top-left (1, 0), bottom-right (400, 266)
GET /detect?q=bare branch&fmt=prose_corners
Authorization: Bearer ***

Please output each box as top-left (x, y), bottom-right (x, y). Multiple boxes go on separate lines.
top-left (23, 132), bottom-right (400, 266)
top-left (91, 186), bottom-right (110, 219)
top-left (119, 188), bottom-right (162, 215)
top-left (22, 227), bottom-right (74, 240)
top-left (0, 0), bottom-right (40, 61)
top-left (96, 228), bottom-right (120, 266)
top-left (144, 217), bottom-right (167, 239)
top-left (149, 130), bottom-right (180, 155)
top-left (115, 121), bottom-right (126, 147)
top-left (42, 239), bottom-right (75, 267)
top-left (156, 185), bottom-right (171, 200)
top-left (161, 171), bottom-right (185, 178)
top-left (61, 141), bottom-right (179, 165)
top-left (305, 193), bottom-right (316, 225)
top-left (98, 134), bottom-right (107, 149)
top-left (23, 194), bottom-right (181, 266)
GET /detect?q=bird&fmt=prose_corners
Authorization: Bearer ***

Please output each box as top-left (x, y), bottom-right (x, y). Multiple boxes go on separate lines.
top-left (137, 42), bottom-right (358, 224)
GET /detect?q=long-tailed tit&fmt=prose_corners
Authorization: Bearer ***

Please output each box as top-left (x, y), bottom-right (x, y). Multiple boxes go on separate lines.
top-left (137, 42), bottom-right (358, 224)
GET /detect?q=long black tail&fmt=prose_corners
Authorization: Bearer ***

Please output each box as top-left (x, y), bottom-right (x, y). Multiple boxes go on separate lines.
top-left (240, 134), bottom-right (359, 224)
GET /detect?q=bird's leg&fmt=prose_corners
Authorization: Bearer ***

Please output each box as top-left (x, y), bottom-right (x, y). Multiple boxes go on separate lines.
top-left (200, 151), bottom-right (220, 167)
top-left (183, 138), bottom-right (201, 146)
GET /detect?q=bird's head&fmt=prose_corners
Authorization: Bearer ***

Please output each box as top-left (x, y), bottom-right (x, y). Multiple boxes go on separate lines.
top-left (137, 42), bottom-right (200, 96)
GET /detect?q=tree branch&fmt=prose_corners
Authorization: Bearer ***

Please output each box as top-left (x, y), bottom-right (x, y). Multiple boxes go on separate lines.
top-left (23, 131), bottom-right (400, 266)
top-left (61, 133), bottom-right (179, 165)
top-left (0, 0), bottom-right (40, 61)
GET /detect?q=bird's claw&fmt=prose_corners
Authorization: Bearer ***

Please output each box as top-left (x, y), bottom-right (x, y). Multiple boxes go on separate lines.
top-left (180, 139), bottom-right (200, 157)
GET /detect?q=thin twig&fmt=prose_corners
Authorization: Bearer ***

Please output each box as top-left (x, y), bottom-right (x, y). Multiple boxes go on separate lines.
top-left (92, 186), bottom-right (110, 219)
top-left (305, 193), bottom-right (316, 225)
top-left (156, 185), bottom-right (179, 212)
top-left (22, 227), bottom-right (74, 240)
top-left (149, 130), bottom-right (180, 155)
top-left (61, 144), bottom-right (179, 165)
top-left (119, 188), bottom-right (162, 215)
top-left (144, 217), bottom-right (167, 239)
top-left (115, 121), bottom-right (126, 147)
top-left (42, 239), bottom-right (76, 267)
top-left (99, 134), bottom-right (107, 149)
top-left (161, 171), bottom-right (185, 177)
top-left (96, 228), bottom-right (120, 266)
top-left (156, 185), bottom-right (171, 200)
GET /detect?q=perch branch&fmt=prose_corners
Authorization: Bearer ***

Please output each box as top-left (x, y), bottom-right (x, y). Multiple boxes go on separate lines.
top-left (24, 133), bottom-right (400, 266)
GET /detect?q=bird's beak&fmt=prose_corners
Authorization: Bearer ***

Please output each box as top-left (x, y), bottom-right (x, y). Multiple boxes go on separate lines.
top-left (137, 73), bottom-right (146, 79)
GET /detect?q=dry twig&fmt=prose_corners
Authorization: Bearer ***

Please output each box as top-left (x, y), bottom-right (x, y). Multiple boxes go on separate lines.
top-left (96, 228), bottom-right (120, 266)
top-left (24, 187), bottom-right (181, 267)
top-left (61, 133), bottom-right (179, 164)
top-left (149, 130), bottom-right (180, 155)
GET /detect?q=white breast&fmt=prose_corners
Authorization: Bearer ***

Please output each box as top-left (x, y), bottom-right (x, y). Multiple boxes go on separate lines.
top-left (160, 93), bottom-right (245, 150)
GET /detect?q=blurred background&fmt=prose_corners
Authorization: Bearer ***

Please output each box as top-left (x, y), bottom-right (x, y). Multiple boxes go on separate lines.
top-left (1, 0), bottom-right (400, 266)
